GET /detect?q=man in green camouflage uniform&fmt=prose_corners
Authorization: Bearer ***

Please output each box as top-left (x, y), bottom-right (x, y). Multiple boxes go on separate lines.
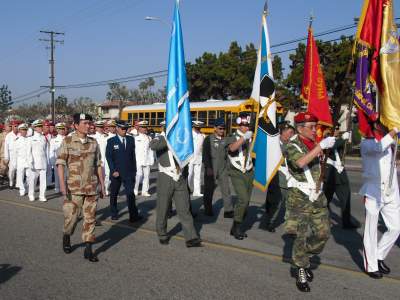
top-left (285, 112), bottom-right (336, 292)
top-left (56, 113), bottom-right (105, 262)
top-left (225, 112), bottom-right (254, 240)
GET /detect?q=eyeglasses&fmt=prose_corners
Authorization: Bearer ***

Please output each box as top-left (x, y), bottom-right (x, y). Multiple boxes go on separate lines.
top-left (301, 124), bottom-right (317, 130)
top-left (216, 127), bottom-right (225, 130)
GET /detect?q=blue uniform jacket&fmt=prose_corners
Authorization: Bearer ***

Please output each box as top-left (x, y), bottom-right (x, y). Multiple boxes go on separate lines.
top-left (106, 135), bottom-right (137, 179)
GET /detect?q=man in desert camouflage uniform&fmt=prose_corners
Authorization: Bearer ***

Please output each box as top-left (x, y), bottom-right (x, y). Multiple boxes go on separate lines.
top-left (285, 112), bottom-right (335, 292)
top-left (56, 113), bottom-right (105, 263)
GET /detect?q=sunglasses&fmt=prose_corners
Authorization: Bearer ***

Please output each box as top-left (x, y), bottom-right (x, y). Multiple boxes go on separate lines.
top-left (216, 127), bottom-right (225, 130)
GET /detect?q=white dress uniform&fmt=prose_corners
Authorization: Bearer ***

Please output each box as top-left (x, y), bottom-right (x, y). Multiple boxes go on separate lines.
top-left (360, 133), bottom-right (400, 273)
top-left (27, 131), bottom-right (48, 201)
top-left (104, 132), bottom-right (115, 195)
top-left (15, 135), bottom-right (29, 196)
top-left (134, 132), bottom-right (154, 196)
top-left (188, 129), bottom-right (205, 196)
top-left (45, 133), bottom-right (53, 187)
top-left (4, 131), bottom-right (19, 187)
top-left (49, 134), bottom-right (65, 192)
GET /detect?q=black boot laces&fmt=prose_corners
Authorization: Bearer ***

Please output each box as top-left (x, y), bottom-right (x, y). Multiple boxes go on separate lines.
top-left (298, 268), bottom-right (307, 283)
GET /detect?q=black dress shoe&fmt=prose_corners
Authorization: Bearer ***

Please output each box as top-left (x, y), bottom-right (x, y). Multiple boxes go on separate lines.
top-left (224, 211), bottom-right (234, 218)
top-left (185, 238), bottom-right (202, 248)
top-left (84, 243), bottom-right (99, 262)
top-left (63, 234), bottom-right (72, 254)
top-left (204, 209), bottom-right (214, 217)
top-left (266, 223), bottom-right (276, 233)
top-left (378, 260), bottom-right (391, 275)
top-left (230, 221), bottom-right (247, 240)
top-left (367, 271), bottom-right (383, 279)
top-left (159, 239), bottom-right (169, 245)
top-left (305, 268), bottom-right (314, 282)
top-left (111, 215), bottom-right (118, 221)
top-left (296, 268), bottom-right (311, 292)
top-left (129, 215), bottom-right (144, 223)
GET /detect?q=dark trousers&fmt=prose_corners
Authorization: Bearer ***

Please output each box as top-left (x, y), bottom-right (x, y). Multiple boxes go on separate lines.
top-left (110, 175), bottom-right (138, 219)
top-left (324, 181), bottom-right (352, 225)
top-left (265, 175), bottom-right (287, 227)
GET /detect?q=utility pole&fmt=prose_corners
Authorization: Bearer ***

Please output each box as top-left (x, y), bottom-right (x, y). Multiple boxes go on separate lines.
top-left (39, 30), bottom-right (64, 122)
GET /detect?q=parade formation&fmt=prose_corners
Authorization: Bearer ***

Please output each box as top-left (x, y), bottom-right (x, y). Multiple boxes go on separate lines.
top-left (1, 0), bottom-right (400, 297)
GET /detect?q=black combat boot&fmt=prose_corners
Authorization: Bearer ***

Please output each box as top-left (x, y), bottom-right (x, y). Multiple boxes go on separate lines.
top-left (230, 221), bottom-right (247, 240)
top-left (63, 234), bottom-right (72, 254)
top-left (378, 260), bottom-right (391, 275)
top-left (305, 268), bottom-right (314, 282)
top-left (84, 242), bottom-right (99, 262)
top-left (296, 267), bottom-right (311, 292)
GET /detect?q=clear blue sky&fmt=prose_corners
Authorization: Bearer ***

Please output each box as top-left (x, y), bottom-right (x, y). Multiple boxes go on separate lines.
top-left (1, 0), bottom-right (399, 105)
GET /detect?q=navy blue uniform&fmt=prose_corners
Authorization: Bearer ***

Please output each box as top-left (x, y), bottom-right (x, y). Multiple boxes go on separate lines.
top-left (106, 135), bottom-right (138, 220)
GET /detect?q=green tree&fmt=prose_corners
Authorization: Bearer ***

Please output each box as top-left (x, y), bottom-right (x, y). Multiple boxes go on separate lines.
top-left (0, 85), bottom-right (13, 119)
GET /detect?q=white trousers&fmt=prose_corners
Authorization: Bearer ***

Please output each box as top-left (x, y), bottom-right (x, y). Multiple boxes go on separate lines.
top-left (104, 162), bottom-right (110, 195)
top-left (16, 167), bottom-right (28, 195)
top-left (135, 165), bottom-right (150, 194)
top-left (28, 169), bottom-right (47, 200)
top-left (188, 163), bottom-right (202, 195)
top-left (8, 162), bottom-right (17, 187)
top-left (363, 196), bottom-right (400, 272)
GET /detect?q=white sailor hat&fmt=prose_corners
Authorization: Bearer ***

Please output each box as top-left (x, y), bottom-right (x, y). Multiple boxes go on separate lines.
top-left (55, 122), bottom-right (66, 129)
top-left (138, 120), bottom-right (149, 127)
top-left (94, 120), bottom-right (105, 127)
top-left (192, 120), bottom-right (204, 127)
top-left (18, 123), bottom-right (28, 130)
top-left (32, 119), bottom-right (44, 127)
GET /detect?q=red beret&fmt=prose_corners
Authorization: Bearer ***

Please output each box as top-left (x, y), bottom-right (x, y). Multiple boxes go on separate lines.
top-left (294, 112), bottom-right (318, 124)
top-left (10, 120), bottom-right (22, 126)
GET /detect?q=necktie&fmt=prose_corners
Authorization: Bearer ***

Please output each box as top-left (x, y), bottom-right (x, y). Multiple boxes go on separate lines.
top-left (123, 137), bottom-right (126, 149)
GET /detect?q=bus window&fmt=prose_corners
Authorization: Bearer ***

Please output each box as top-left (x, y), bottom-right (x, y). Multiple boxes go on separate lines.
top-left (133, 113), bottom-right (138, 122)
top-left (156, 112), bottom-right (164, 125)
top-left (231, 113), bottom-right (238, 125)
top-left (128, 113), bottom-right (133, 123)
top-left (208, 110), bottom-right (216, 126)
top-left (144, 112), bottom-right (149, 122)
top-left (217, 110), bottom-right (225, 118)
top-left (139, 113), bottom-right (144, 121)
top-left (150, 112), bottom-right (156, 125)
top-left (191, 111), bottom-right (197, 121)
top-left (198, 111), bottom-right (207, 124)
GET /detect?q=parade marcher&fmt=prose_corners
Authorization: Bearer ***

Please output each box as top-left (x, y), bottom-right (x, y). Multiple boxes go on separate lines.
top-left (130, 120), bottom-right (139, 137)
top-left (225, 112), bottom-right (254, 240)
top-left (150, 131), bottom-right (201, 247)
top-left (106, 120), bottom-right (142, 222)
top-left (134, 120), bottom-right (154, 197)
top-left (43, 120), bottom-right (54, 188)
top-left (15, 123), bottom-right (29, 196)
top-left (4, 120), bottom-right (20, 189)
top-left (88, 123), bottom-right (96, 136)
top-left (104, 119), bottom-right (116, 195)
top-left (27, 120), bottom-right (49, 202)
top-left (323, 126), bottom-right (359, 229)
top-left (188, 120), bottom-right (205, 197)
top-left (93, 120), bottom-right (108, 186)
top-left (202, 118), bottom-right (233, 217)
top-left (285, 112), bottom-right (336, 292)
top-left (360, 122), bottom-right (400, 279)
top-left (0, 123), bottom-right (7, 183)
top-left (57, 113), bottom-right (105, 262)
top-left (49, 123), bottom-right (67, 193)
top-left (264, 123), bottom-right (295, 232)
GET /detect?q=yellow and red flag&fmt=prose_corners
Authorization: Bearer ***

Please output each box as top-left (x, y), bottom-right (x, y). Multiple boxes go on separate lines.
top-left (300, 26), bottom-right (333, 141)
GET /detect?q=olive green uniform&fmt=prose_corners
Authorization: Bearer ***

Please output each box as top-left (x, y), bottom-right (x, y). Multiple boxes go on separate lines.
top-left (225, 130), bottom-right (254, 223)
top-left (56, 133), bottom-right (102, 243)
top-left (150, 134), bottom-right (199, 242)
top-left (286, 135), bottom-right (330, 268)
top-left (202, 133), bottom-right (233, 213)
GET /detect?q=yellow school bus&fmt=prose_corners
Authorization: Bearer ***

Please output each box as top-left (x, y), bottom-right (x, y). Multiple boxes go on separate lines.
top-left (121, 98), bottom-right (258, 134)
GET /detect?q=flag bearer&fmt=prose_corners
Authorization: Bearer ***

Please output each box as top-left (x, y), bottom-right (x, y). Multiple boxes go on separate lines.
top-left (285, 112), bottom-right (336, 292)
top-left (225, 112), bottom-right (254, 240)
top-left (15, 123), bottom-right (29, 196)
top-left (188, 120), bottom-right (205, 197)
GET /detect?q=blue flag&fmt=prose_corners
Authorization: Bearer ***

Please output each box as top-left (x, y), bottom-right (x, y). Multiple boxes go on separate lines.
top-left (251, 9), bottom-right (282, 192)
top-left (165, 0), bottom-right (193, 167)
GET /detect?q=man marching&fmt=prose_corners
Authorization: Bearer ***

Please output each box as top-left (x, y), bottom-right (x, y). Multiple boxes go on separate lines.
top-left (285, 112), bottom-right (335, 292)
top-left (188, 120), bottom-right (205, 197)
top-left (15, 123), bottom-right (29, 197)
top-left (360, 122), bottom-right (400, 279)
top-left (57, 113), bottom-right (105, 262)
top-left (4, 120), bottom-right (20, 189)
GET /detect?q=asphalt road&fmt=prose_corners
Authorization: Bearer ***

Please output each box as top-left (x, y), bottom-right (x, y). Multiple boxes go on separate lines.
top-left (1, 160), bottom-right (400, 299)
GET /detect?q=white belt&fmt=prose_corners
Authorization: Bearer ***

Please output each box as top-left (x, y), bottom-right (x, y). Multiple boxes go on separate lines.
top-left (327, 158), bottom-right (344, 174)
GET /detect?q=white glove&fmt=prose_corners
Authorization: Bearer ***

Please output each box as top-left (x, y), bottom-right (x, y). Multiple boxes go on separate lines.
top-left (243, 131), bottom-right (253, 141)
top-left (319, 136), bottom-right (336, 150)
top-left (341, 131), bottom-right (351, 141)
top-left (393, 127), bottom-right (399, 133)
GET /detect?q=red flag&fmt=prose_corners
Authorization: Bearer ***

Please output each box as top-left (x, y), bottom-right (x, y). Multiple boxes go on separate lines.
top-left (300, 27), bottom-right (333, 142)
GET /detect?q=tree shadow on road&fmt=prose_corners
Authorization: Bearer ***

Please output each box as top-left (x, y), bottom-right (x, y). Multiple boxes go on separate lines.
top-left (0, 264), bottom-right (22, 284)
top-left (330, 210), bottom-right (364, 271)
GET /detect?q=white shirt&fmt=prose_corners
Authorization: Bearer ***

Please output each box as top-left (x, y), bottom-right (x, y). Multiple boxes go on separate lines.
top-left (134, 133), bottom-right (154, 166)
top-left (49, 134), bottom-right (65, 165)
top-left (15, 135), bottom-right (29, 169)
top-left (4, 131), bottom-right (19, 165)
top-left (359, 134), bottom-right (400, 204)
top-left (27, 132), bottom-right (48, 170)
top-left (190, 129), bottom-right (205, 165)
